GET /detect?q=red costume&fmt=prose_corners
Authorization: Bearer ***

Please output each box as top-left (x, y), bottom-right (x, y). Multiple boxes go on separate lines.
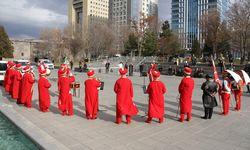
top-left (146, 70), bottom-right (166, 123)
top-left (84, 70), bottom-right (101, 119)
top-left (5, 63), bottom-right (15, 94)
top-left (114, 68), bottom-right (138, 124)
top-left (38, 64), bottom-right (51, 112)
top-left (3, 61), bottom-right (12, 89)
top-left (12, 64), bottom-right (22, 100)
top-left (58, 70), bottom-right (75, 116)
top-left (233, 80), bottom-right (243, 111)
top-left (221, 75), bottom-right (231, 115)
top-left (57, 64), bottom-right (67, 91)
top-left (178, 67), bottom-right (194, 122)
top-left (20, 66), bottom-right (35, 107)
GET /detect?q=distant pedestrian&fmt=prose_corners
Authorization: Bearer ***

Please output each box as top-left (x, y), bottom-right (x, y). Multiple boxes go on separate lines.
top-left (105, 61), bottom-right (110, 73)
top-left (70, 60), bottom-right (74, 70)
top-left (114, 68), bottom-right (138, 124)
top-left (128, 63), bottom-right (133, 76)
top-left (79, 61), bottom-right (82, 71)
top-left (201, 74), bottom-right (218, 119)
top-left (118, 62), bottom-right (123, 69)
top-left (124, 62), bottom-right (128, 69)
top-left (178, 67), bottom-right (194, 122)
top-left (145, 70), bottom-right (166, 123)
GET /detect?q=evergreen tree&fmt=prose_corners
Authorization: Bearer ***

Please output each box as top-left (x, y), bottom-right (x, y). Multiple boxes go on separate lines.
top-left (0, 25), bottom-right (13, 58)
top-left (160, 20), bottom-right (172, 38)
top-left (143, 30), bottom-right (158, 56)
top-left (159, 20), bottom-right (181, 56)
top-left (124, 33), bottom-right (138, 55)
top-left (191, 39), bottom-right (201, 57)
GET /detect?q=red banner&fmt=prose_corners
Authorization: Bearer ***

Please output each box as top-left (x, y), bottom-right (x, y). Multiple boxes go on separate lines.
top-left (212, 59), bottom-right (220, 85)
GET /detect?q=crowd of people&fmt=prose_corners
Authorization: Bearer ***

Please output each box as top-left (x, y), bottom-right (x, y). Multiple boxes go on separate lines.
top-left (2, 60), bottom-right (248, 125)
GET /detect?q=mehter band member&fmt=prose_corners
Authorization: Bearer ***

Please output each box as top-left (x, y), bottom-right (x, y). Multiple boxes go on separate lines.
top-left (114, 68), bottom-right (138, 124)
top-left (58, 68), bottom-right (75, 116)
top-left (178, 67), bottom-right (194, 122)
top-left (145, 70), bottom-right (166, 123)
top-left (12, 63), bottom-right (22, 100)
top-left (20, 66), bottom-right (35, 108)
top-left (84, 70), bottom-right (101, 120)
top-left (221, 71), bottom-right (231, 115)
top-left (5, 62), bottom-right (15, 94)
top-left (38, 64), bottom-right (51, 112)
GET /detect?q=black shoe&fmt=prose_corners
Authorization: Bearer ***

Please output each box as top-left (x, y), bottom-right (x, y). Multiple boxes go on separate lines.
top-left (201, 116), bottom-right (208, 119)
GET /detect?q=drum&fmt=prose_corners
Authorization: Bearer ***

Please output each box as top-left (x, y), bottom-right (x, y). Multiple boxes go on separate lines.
top-left (100, 82), bottom-right (104, 90)
top-left (74, 82), bottom-right (80, 88)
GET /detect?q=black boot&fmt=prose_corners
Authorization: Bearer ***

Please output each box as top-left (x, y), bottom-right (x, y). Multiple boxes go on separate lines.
top-left (201, 108), bottom-right (209, 119)
top-left (208, 108), bottom-right (213, 119)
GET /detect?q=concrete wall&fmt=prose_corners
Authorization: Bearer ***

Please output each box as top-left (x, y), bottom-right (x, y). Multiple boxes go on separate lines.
top-left (11, 39), bottom-right (42, 61)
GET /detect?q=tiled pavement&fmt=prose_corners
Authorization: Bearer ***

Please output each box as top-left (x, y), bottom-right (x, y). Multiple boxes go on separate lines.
top-left (1, 69), bottom-right (250, 150)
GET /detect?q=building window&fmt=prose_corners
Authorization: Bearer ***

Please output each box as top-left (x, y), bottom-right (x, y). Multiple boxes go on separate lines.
top-left (21, 52), bottom-right (24, 56)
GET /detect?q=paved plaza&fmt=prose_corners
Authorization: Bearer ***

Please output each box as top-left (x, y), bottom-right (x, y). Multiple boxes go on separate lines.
top-left (1, 69), bottom-right (250, 150)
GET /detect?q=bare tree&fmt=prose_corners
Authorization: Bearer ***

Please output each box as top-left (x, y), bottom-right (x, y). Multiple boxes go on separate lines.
top-left (38, 28), bottom-right (63, 62)
top-left (200, 8), bottom-right (221, 57)
top-left (228, 0), bottom-right (250, 64)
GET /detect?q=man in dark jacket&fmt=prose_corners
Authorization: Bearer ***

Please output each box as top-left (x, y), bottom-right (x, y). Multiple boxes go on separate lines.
top-left (201, 74), bottom-right (218, 119)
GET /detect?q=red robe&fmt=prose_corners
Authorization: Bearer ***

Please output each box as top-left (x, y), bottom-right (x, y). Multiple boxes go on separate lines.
top-left (114, 78), bottom-right (138, 116)
top-left (5, 68), bottom-right (15, 93)
top-left (12, 70), bottom-right (22, 99)
top-left (38, 76), bottom-right (51, 112)
top-left (84, 79), bottom-right (101, 119)
top-left (178, 77), bottom-right (194, 113)
top-left (4, 67), bottom-right (10, 89)
top-left (20, 72), bottom-right (35, 107)
top-left (146, 80), bottom-right (166, 118)
top-left (234, 80), bottom-right (243, 111)
top-left (57, 69), bottom-right (63, 91)
top-left (58, 75), bottom-right (75, 115)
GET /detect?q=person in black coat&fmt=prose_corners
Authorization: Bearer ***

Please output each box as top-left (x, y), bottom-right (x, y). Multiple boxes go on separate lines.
top-left (201, 74), bottom-right (218, 119)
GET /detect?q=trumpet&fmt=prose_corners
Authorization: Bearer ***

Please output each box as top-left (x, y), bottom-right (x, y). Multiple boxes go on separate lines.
top-left (30, 70), bottom-right (35, 78)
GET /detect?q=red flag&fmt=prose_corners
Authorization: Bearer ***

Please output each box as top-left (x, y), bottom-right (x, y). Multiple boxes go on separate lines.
top-left (212, 59), bottom-right (220, 85)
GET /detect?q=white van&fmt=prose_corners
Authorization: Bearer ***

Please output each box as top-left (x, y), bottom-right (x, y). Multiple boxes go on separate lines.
top-left (0, 60), bottom-right (7, 84)
top-left (39, 59), bottom-right (54, 70)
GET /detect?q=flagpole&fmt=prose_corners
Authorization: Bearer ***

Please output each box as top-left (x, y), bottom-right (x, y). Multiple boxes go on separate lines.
top-left (211, 56), bottom-right (223, 113)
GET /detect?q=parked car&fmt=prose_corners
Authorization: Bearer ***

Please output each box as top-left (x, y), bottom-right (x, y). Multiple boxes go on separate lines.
top-left (39, 59), bottom-right (54, 70)
top-left (0, 60), bottom-right (7, 84)
top-left (14, 59), bottom-right (32, 70)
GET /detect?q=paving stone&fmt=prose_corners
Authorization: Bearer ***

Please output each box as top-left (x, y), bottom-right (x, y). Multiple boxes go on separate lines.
top-left (0, 69), bottom-right (250, 149)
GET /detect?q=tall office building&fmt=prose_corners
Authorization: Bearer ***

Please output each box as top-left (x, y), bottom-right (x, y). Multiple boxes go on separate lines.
top-left (110, 0), bottom-right (158, 51)
top-left (68, 0), bottom-right (109, 35)
top-left (171, 0), bottom-right (231, 49)
top-left (110, 0), bottom-right (158, 27)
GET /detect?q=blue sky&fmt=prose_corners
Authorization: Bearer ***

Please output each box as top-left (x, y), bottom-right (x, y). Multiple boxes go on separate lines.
top-left (0, 0), bottom-right (171, 39)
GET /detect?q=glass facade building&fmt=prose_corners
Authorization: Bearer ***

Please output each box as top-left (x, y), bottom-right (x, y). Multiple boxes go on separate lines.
top-left (110, 0), bottom-right (158, 52)
top-left (171, 0), bottom-right (231, 49)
